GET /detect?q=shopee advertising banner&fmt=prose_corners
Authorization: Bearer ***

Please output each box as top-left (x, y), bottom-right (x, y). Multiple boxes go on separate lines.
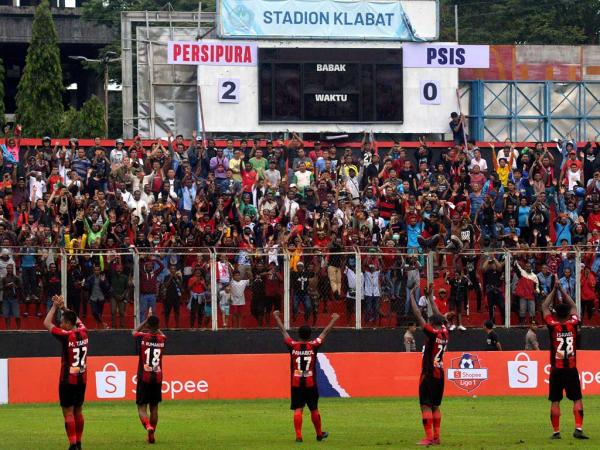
top-left (8, 351), bottom-right (600, 404)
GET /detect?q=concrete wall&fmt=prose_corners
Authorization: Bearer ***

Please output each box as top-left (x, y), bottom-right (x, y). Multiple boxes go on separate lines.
top-left (0, 5), bottom-right (115, 44)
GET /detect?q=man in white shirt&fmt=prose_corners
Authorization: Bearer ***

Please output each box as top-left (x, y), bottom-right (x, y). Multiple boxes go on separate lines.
top-left (264, 159), bottom-right (282, 190)
top-left (229, 271), bottom-right (250, 328)
top-left (127, 190), bottom-right (149, 224)
top-left (469, 149), bottom-right (488, 173)
top-left (283, 190), bottom-right (300, 222)
top-left (345, 168), bottom-right (361, 205)
top-left (363, 264), bottom-right (381, 323)
top-left (110, 138), bottom-right (127, 165)
top-left (344, 263), bottom-right (358, 324)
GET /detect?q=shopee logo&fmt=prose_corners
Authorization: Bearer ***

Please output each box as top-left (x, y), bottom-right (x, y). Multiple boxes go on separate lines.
top-left (131, 375), bottom-right (209, 399)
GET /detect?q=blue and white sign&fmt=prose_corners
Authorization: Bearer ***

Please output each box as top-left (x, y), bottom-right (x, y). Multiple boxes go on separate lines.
top-left (218, 0), bottom-right (424, 41)
top-left (404, 44), bottom-right (490, 68)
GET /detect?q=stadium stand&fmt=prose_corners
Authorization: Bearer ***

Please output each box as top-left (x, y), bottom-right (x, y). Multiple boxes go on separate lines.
top-left (1, 126), bottom-right (599, 330)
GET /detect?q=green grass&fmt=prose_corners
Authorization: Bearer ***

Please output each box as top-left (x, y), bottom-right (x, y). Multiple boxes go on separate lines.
top-left (1, 397), bottom-right (599, 449)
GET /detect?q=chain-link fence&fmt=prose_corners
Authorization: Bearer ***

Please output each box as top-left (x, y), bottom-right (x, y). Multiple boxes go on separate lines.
top-left (2, 245), bottom-right (600, 331)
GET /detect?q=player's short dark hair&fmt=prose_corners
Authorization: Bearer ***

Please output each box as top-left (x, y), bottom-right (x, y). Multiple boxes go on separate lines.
top-left (147, 315), bottom-right (160, 330)
top-left (450, 112), bottom-right (458, 119)
top-left (555, 303), bottom-right (571, 319)
top-left (484, 320), bottom-right (494, 330)
top-left (407, 321), bottom-right (416, 327)
top-left (430, 314), bottom-right (445, 326)
top-left (298, 325), bottom-right (312, 340)
top-left (62, 310), bottom-right (77, 326)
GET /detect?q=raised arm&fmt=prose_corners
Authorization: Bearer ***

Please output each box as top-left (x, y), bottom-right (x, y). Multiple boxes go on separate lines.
top-left (318, 313), bottom-right (340, 340)
top-left (410, 286), bottom-right (426, 327)
top-left (427, 282), bottom-right (442, 317)
top-left (273, 310), bottom-right (291, 340)
top-left (43, 295), bottom-right (60, 331)
top-left (541, 280), bottom-right (558, 318)
top-left (557, 280), bottom-right (578, 316)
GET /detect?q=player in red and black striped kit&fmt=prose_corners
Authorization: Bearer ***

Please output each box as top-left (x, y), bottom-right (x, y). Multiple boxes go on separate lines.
top-left (43, 295), bottom-right (88, 450)
top-left (410, 284), bottom-right (449, 446)
top-left (541, 279), bottom-right (589, 440)
top-left (132, 308), bottom-right (166, 444)
top-left (273, 310), bottom-right (339, 443)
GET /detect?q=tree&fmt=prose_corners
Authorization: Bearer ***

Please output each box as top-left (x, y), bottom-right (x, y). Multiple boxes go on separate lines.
top-left (440, 0), bottom-right (600, 45)
top-left (0, 58), bottom-right (5, 128)
top-left (60, 96), bottom-right (105, 138)
top-left (15, 0), bottom-right (64, 137)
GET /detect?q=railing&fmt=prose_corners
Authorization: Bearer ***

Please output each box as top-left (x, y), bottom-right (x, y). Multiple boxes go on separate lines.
top-left (0, 245), bottom-right (598, 331)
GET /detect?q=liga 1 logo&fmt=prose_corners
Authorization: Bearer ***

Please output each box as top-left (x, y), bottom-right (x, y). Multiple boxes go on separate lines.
top-left (446, 353), bottom-right (489, 392)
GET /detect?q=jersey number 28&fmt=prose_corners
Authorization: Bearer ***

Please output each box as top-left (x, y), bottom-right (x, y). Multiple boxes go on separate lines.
top-left (557, 336), bottom-right (574, 359)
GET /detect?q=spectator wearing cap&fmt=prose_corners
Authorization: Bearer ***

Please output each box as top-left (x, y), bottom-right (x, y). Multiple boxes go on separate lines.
top-left (525, 320), bottom-right (540, 350)
top-left (110, 139), bottom-right (127, 165)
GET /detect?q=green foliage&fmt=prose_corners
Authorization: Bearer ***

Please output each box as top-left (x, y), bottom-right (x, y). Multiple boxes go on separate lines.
top-left (15, 0), bottom-right (64, 137)
top-left (82, 0), bottom-right (216, 31)
top-left (0, 58), bottom-right (5, 128)
top-left (60, 96), bottom-right (105, 138)
top-left (440, 0), bottom-right (600, 44)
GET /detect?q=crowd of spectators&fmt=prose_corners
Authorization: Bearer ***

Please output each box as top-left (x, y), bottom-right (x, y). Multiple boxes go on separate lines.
top-left (0, 118), bottom-right (599, 330)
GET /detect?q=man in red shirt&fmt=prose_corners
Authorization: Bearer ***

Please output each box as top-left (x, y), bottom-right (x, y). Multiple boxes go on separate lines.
top-left (410, 287), bottom-right (449, 446)
top-left (132, 308), bottom-right (167, 444)
top-left (273, 310), bottom-right (339, 443)
top-left (541, 280), bottom-right (588, 440)
top-left (43, 295), bottom-right (88, 450)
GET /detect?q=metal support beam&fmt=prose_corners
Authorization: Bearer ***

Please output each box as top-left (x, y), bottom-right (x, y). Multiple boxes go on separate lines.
top-left (210, 250), bottom-right (218, 331)
top-left (60, 249), bottom-right (67, 306)
top-left (120, 11), bottom-right (216, 138)
top-left (355, 248), bottom-right (362, 330)
top-left (504, 252), bottom-right (511, 328)
top-left (283, 252), bottom-right (290, 330)
top-left (575, 249), bottom-right (582, 316)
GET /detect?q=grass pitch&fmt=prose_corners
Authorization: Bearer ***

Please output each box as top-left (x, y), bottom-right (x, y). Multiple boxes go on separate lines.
top-left (1, 397), bottom-right (599, 449)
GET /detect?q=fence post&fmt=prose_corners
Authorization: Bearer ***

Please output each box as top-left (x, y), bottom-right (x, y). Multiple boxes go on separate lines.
top-left (504, 251), bottom-right (511, 328)
top-left (426, 251), bottom-right (434, 286)
top-left (355, 247), bottom-right (362, 330)
top-left (283, 251), bottom-right (290, 330)
top-left (60, 248), bottom-right (68, 307)
top-left (575, 248), bottom-right (582, 316)
top-left (133, 249), bottom-right (140, 328)
top-left (210, 250), bottom-right (218, 331)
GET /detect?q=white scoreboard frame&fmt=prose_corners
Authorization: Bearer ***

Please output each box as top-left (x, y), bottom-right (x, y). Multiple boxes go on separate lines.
top-left (197, 40), bottom-right (458, 134)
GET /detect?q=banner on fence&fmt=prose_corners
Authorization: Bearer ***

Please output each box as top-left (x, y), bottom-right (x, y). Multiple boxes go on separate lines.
top-left (8, 351), bottom-right (600, 403)
top-left (217, 0), bottom-right (425, 41)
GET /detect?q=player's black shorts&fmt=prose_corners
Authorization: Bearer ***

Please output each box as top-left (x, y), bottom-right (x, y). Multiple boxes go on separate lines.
top-left (419, 374), bottom-right (444, 407)
top-left (290, 386), bottom-right (319, 411)
top-left (549, 368), bottom-right (582, 402)
top-left (136, 381), bottom-right (163, 405)
top-left (59, 383), bottom-right (86, 408)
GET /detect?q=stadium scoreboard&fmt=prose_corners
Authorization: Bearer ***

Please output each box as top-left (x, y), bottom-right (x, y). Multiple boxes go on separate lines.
top-left (258, 48), bottom-right (403, 123)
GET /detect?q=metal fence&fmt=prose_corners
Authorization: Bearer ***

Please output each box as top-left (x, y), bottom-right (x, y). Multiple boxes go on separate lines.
top-left (0, 245), bottom-right (598, 330)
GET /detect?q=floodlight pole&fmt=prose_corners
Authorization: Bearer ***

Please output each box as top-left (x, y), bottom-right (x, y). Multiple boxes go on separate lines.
top-left (454, 4), bottom-right (459, 42)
